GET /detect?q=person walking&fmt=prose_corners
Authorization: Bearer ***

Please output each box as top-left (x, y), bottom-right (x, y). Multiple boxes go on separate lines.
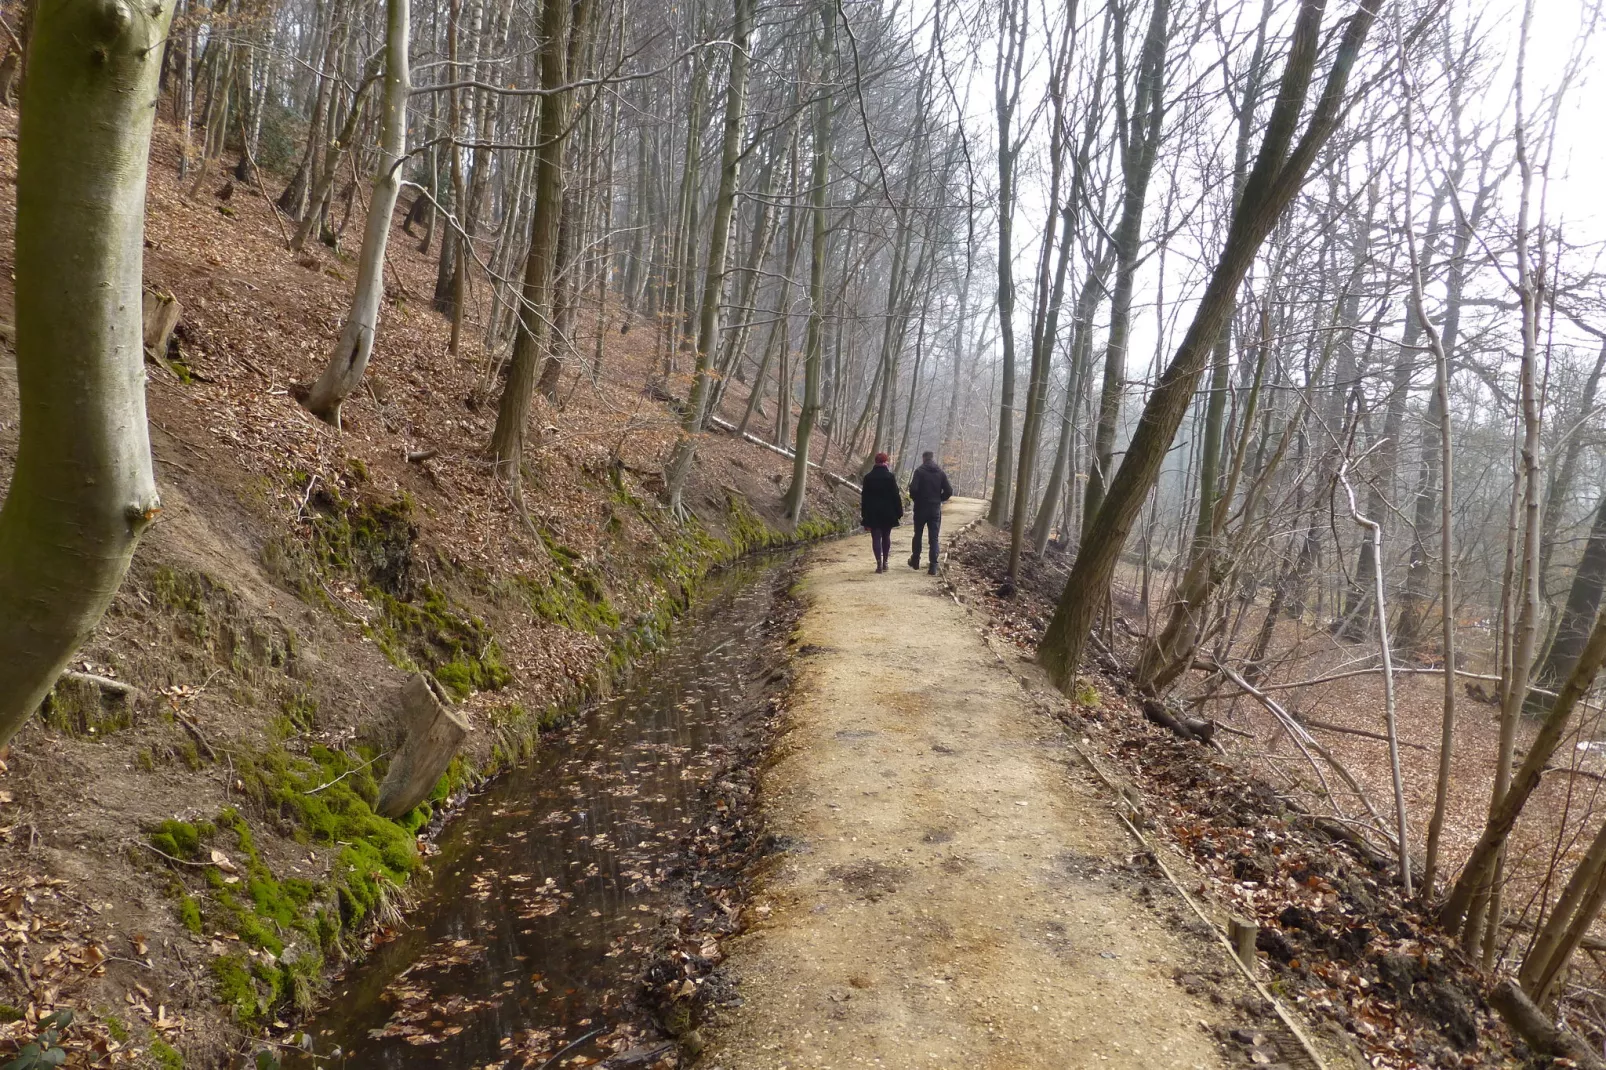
top-left (907, 450), bottom-right (953, 575)
top-left (860, 452), bottom-right (903, 573)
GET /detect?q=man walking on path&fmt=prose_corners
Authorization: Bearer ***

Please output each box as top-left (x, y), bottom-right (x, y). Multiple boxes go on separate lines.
top-left (907, 450), bottom-right (953, 575)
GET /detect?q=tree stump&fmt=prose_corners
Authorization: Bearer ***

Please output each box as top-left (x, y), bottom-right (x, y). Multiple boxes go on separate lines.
top-left (141, 289), bottom-right (182, 371)
top-left (376, 674), bottom-right (469, 819)
top-left (1228, 917), bottom-right (1258, 975)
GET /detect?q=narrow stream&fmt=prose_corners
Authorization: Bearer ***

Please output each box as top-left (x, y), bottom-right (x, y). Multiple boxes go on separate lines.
top-left (289, 552), bottom-right (799, 1068)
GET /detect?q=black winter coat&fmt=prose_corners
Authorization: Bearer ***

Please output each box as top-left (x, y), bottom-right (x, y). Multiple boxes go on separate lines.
top-left (908, 461), bottom-right (954, 514)
top-left (860, 465), bottom-right (904, 528)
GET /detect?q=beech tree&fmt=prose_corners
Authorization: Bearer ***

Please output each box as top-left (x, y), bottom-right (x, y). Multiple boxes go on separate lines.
top-left (0, 0), bottom-right (173, 745)
top-left (304, 0), bottom-right (412, 426)
top-left (1038, 0), bottom-right (1382, 689)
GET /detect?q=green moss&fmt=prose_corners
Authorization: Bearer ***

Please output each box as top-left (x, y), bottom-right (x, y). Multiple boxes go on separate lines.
top-left (143, 565), bottom-right (294, 679)
top-left (104, 1016), bottom-right (130, 1044)
top-left (300, 486), bottom-right (414, 594)
top-left (366, 585), bottom-right (511, 697)
top-left (152, 565), bottom-right (209, 621)
top-left (149, 820), bottom-right (208, 861)
top-left (280, 691), bottom-right (318, 733)
top-left (39, 673), bottom-right (138, 738)
top-left (160, 455), bottom-right (851, 1032)
top-left (178, 894), bottom-right (204, 934)
top-left (235, 748), bottom-right (416, 933)
top-left (150, 1038), bottom-right (185, 1069)
top-left (213, 954), bottom-right (271, 1025)
top-left (0, 1003), bottom-right (22, 1023)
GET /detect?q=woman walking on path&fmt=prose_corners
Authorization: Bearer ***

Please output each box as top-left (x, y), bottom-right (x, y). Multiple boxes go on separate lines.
top-left (860, 452), bottom-right (903, 573)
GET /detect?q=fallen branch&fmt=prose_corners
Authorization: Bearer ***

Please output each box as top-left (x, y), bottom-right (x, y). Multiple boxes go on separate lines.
top-left (1192, 662), bottom-right (1575, 704)
top-left (1140, 697), bottom-right (1216, 743)
top-left (1505, 917), bottom-right (1606, 954)
top-left (61, 671), bottom-right (141, 699)
top-left (1299, 717), bottom-right (1430, 751)
top-left (137, 842), bottom-right (215, 868)
top-left (305, 751), bottom-right (386, 795)
top-left (706, 414), bottom-right (855, 490)
top-left (1489, 979), bottom-right (1606, 1070)
top-left (1544, 764), bottom-right (1606, 785)
top-left (1202, 657), bottom-right (1399, 853)
top-left (174, 713), bottom-right (218, 762)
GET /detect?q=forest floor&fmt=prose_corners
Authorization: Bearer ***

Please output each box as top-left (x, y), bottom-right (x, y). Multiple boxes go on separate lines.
top-left (702, 501), bottom-right (1292, 1070)
top-left (0, 108), bottom-right (855, 1067)
top-left (935, 522), bottom-right (1535, 1069)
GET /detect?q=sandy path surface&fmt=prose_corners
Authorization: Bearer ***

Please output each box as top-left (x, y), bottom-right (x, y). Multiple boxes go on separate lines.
top-left (702, 498), bottom-right (1237, 1070)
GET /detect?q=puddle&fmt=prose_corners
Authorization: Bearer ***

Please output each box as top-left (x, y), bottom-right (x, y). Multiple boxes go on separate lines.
top-left (287, 552), bottom-right (801, 1067)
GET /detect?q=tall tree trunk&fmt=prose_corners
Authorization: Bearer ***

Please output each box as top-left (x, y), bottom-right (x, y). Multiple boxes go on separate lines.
top-left (1083, 0), bottom-right (1170, 539)
top-left (1440, 609), bottom-right (1606, 933)
top-left (290, 60), bottom-right (378, 253)
top-left (741, 157), bottom-right (804, 439)
top-left (986, 0), bottom-right (1025, 527)
top-left (0, 0), bottom-right (172, 746)
top-left (664, 0), bottom-right (755, 515)
top-left (1530, 495), bottom-right (1606, 698)
top-left (1521, 808), bottom-right (1606, 1005)
top-left (1038, 0), bottom-right (1381, 690)
top-left (489, 0), bottom-right (572, 477)
top-left (1533, 337), bottom-right (1606, 642)
top-left (782, 0), bottom-right (833, 525)
top-left (304, 0), bottom-right (411, 426)
top-left (1030, 260), bottom-right (1104, 554)
top-left (1475, 6), bottom-right (1545, 960)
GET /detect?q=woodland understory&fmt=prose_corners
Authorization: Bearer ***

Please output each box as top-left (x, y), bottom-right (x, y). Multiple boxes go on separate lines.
top-left (0, 0), bottom-right (1603, 1065)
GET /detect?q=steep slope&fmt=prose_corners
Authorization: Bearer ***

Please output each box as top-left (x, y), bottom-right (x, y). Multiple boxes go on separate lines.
top-left (0, 114), bottom-right (852, 1066)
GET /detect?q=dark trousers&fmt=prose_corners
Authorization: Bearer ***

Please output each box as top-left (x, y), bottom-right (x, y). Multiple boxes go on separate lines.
top-left (910, 511), bottom-right (940, 565)
top-left (869, 527), bottom-right (892, 565)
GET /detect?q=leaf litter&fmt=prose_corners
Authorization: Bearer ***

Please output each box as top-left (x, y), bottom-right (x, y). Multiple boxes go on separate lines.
top-left (285, 557), bottom-right (804, 1068)
top-left (946, 522), bottom-right (1525, 1068)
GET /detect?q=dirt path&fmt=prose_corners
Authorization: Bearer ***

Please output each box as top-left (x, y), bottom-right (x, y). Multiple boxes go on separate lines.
top-left (702, 499), bottom-right (1243, 1069)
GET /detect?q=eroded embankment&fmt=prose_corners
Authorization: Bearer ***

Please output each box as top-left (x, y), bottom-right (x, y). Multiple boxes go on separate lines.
top-left (281, 551), bottom-right (804, 1069)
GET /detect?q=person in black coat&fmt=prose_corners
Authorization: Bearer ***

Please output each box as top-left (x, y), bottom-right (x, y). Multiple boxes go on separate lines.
top-left (860, 452), bottom-right (903, 573)
top-left (907, 450), bottom-right (954, 574)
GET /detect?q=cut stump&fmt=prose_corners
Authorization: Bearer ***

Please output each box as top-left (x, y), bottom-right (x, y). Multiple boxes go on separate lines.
top-left (376, 674), bottom-right (468, 818)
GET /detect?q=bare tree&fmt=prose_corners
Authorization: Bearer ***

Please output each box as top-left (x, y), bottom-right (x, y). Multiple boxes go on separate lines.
top-left (0, 0), bottom-right (173, 745)
top-left (1039, 0), bottom-right (1383, 690)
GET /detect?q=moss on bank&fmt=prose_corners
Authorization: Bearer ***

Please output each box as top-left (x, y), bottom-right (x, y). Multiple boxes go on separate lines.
top-left (145, 471), bottom-right (851, 1034)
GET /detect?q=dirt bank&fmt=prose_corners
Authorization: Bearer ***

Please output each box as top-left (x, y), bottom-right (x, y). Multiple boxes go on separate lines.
top-left (0, 109), bottom-right (853, 1067)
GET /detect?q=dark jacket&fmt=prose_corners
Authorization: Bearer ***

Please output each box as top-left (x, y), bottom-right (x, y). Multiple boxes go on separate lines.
top-left (908, 461), bottom-right (953, 515)
top-left (860, 464), bottom-right (904, 528)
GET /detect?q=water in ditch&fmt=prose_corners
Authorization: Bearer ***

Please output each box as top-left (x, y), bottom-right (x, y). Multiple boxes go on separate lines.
top-left (286, 552), bottom-right (799, 1068)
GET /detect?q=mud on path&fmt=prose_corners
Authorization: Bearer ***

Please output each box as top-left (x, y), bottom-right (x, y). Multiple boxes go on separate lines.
top-left (704, 499), bottom-right (1264, 1069)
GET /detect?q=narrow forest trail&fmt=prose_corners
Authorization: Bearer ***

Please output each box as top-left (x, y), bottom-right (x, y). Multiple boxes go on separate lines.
top-left (702, 499), bottom-right (1244, 1069)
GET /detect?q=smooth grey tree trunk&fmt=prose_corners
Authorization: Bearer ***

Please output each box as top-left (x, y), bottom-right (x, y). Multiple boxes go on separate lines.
top-left (782, 0), bottom-right (834, 524)
top-left (665, 0), bottom-right (755, 516)
top-left (0, 0), bottom-right (173, 746)
top-left (305, 0), bottom-right (411, 427)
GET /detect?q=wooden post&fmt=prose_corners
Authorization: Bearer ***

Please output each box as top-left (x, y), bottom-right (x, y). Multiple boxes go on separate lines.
top-left (1228, 917), bottom-right (1258, 975)
top-left (376, 674), bottom-right (469, 818)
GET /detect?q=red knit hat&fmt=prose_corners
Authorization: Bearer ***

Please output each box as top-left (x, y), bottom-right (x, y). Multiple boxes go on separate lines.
top-left (874, 452), bottom-right (890, 465)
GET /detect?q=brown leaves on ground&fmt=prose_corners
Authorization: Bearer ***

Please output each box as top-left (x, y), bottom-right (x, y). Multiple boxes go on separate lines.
top-left (0, 877), bottom-right (160, 1067)
top-left (0, 101), bottom-right (850, 1065)
top-left (944, 525), bottom-right (1522, 1069)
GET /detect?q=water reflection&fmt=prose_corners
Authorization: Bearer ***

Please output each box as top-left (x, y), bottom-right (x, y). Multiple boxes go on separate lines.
top-left (291, 554), bottom-right (794, 1068)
